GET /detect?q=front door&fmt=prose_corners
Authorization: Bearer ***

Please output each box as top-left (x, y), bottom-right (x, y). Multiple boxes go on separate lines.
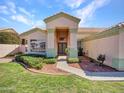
top-left (58, 43), bottom-right (67, 55)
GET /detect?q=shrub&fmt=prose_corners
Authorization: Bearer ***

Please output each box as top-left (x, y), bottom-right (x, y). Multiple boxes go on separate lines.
top-left (15, 55), bottom-right (43, 69)
top-left (43, 58), bottom-right (56, 64)
top-left (25, 54), bottom-right (46, 58)
top-left (33, 63), bottom-right (43, 70)
top-left (15, 55), bottom-right (24, 62)
top-left (15, 54), bottom-right (56, 69)
top-left (0, 32), bottom-right (20, 44)
top-left (67, 58), bottom-right (79, 63)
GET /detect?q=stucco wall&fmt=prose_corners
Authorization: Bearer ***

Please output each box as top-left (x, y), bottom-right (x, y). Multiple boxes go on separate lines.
top-left (119, 32), bottom-right (124, 58)
top-left (27, 31), bottom-right (46, 41)
top-left (46, 17), bottom-right (78, 29)
top-left (21, 30), bottom-right (47, 54)
top-left (0, 44), bottom-right (19, 58)
top-left (82, 35), bottom-right (119, 67)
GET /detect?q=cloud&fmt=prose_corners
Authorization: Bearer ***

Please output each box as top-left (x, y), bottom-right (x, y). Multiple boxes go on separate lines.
top-left (7, 1), bottom-right (16, 14)
top-left (64, 0), bottom-right (85, 9)
top-left (75, 0), bottom-right (110, 26)
top-left (0, 1), bottom-right (17, 15)
top-left (0, 5), bottom-right (9, 14)
top-left (11, 15), bottom-right (33, 25)
top-left (32, 20), bottom-right (46, 29)
top-left (0, 17), bottom-right (9, 23)
top-left (18, 7), bottom-right (31, 16)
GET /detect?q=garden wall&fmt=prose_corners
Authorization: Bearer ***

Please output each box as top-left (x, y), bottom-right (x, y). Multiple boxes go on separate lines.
top-left (0, 44), bottom-right (26, 58)
top-left (82, 27), bottom-right (124, 70)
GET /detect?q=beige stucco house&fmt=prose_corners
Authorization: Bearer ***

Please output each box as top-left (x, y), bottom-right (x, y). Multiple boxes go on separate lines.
top-left (20, 12), bottom-right (124, 70)
top-left (20, 12), bottom-right (103, 58)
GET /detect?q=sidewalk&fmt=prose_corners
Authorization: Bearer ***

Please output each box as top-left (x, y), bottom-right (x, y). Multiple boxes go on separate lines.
top-left (57, 56), bottom-right (124, 81)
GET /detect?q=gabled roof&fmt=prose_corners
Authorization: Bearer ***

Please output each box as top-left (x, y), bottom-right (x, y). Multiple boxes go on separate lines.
top-left (20, 27), bottom-right (46, 37)
top-left (44, 12), bottom-right (81, 23)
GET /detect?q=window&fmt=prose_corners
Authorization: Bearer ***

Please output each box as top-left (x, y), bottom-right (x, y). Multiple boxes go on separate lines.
top-left (30, 39), bottom-right (46, 52)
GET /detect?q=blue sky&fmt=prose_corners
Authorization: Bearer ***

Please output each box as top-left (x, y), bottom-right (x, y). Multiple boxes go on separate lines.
top-left (0, 0), bottom-right (124, 33)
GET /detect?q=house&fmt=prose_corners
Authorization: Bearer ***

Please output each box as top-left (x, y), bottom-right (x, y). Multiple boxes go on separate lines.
top-left (20, 12), bottom-right (104, 58)
top-left (20, 12), bottom-right (124, 71)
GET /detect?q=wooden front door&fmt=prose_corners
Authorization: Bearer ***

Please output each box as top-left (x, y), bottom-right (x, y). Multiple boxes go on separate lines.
top-left (58, 43), bottom-right (67, 55)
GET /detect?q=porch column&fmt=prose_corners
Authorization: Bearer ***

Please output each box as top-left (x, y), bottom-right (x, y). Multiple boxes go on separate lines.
top-left (46, 29), bottom-right (57, 57)
top-left (69, 29), bottom-right (78, 58)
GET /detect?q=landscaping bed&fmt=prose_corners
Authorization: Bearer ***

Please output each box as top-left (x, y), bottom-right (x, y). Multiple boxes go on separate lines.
top-left (15, 54), bottom-right (56, 69)
top-left (28, 63), bottom-right (69, 75)
top-left (69, 56), bottom-right (117, 72)
top-left (15, 54), bottom-right (68, 75)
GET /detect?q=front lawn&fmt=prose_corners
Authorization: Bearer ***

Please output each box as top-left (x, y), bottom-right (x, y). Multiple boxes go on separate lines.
top-left (0, 62), bottom-right (124, 93)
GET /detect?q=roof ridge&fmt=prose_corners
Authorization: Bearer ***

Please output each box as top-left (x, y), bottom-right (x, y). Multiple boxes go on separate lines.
top-left (44, 12), bottom-right (80, 23)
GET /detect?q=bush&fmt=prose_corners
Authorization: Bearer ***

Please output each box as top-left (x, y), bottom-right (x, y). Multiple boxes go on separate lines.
top-left (15, 55), bottom-right (23, 62)
top-left (15, 55), bottom-right (43, 69)
top-left (15, 54), bottom-right (56, 69)
top-left (0, 32), bottom-right (20, 44)
top-left (43, 58), bottom-right (56, 64)
top-left (33, 63), bottom-right (43, 70)
top-left (25, 54), bottom-right (46, 58)
top-left (67, 58), bottom-right (79, 63)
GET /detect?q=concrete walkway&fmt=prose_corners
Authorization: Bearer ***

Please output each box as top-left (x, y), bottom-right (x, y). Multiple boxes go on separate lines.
top-left (57, 56), bottom-right (124, 81)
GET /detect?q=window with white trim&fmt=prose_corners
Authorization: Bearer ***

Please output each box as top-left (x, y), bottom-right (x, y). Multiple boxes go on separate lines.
top-left (30, 39), bottom-right (46, 52)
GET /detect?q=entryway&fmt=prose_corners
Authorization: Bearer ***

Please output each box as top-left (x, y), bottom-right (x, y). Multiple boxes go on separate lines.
top-left (56, 28), bottom-right (69, 56)
top-left (58, 43), bottom-right (67, 55)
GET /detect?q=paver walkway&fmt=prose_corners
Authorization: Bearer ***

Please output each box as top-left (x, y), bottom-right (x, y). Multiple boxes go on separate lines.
top-left (57, 56), bottom-right (124, 81)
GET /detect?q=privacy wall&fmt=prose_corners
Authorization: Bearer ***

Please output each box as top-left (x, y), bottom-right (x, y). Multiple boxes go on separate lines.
top-left (82, 26), bottom-right (124, 70)
top-left (0, 44), bottom-right (26, 58)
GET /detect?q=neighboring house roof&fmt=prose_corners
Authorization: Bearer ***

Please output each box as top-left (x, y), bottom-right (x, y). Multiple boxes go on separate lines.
top-left (44, 12), bottom-right (81, 23)
top-left (77, 28), bottom-right (106, 40)
top-left (20, 27), bottom-right (46, 37)
top-left (78, 28), bottom-right (105, 34)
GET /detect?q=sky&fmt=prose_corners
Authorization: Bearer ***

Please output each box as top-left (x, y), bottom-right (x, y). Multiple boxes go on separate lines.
top-left (0, 0), bottom-right (124, 33)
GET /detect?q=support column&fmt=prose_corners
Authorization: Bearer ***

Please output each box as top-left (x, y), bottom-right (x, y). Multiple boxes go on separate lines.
top-left (46, 29), bottom-right (57, 57)
top-left (69, 29), bottom-right (78, 58)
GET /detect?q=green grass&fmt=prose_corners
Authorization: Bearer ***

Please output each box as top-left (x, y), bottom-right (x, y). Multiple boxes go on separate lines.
top-left (0, 62), bottom-right (124, 93)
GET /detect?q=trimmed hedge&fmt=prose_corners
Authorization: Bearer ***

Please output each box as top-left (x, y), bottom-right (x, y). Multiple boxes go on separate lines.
top-left (16, 55), bottom-right (43, 69)
top-left (15, 54), bottom-right (56, 69)
top-left (67, 58), bottom-right (80, 63)
top-left (43, 58), bottom-right (56, 64)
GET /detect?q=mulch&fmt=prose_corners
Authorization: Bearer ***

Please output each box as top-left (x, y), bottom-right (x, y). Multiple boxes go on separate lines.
top-left (28, 63), bottom-right (69, 75)
top-left (68, 56), bottom-right (117, 72)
